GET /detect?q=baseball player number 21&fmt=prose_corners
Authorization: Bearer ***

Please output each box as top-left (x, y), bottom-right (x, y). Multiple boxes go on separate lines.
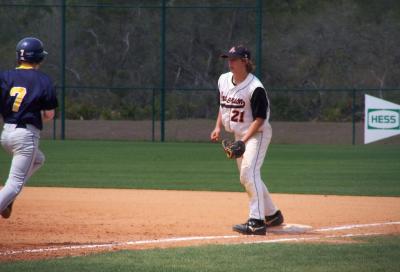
top-left (231, 110), bottom-right (244, 123)
top-left (10, 87), bottom-right (27, 112)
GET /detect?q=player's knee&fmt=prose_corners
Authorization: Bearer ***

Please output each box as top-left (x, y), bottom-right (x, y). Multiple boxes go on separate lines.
top-left (239, 172), bottom-right (247, 185)
top-left (36, 152), bottom-right (45, 166)
top-left (240, 167), bottom-right (253, 186)
top-left (39, 154), bottom-right (45, 165)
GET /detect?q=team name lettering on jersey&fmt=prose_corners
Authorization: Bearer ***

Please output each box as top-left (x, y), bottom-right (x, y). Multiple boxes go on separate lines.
top-left (221, 95), bottom-right (245, 108)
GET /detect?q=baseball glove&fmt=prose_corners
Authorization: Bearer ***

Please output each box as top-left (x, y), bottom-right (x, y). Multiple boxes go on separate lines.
top-left (222, 139), bottom-right (246, 159)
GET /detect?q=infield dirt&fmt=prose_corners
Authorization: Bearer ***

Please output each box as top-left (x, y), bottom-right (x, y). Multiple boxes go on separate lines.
top-left (0, 187), bottom-right (399, 261)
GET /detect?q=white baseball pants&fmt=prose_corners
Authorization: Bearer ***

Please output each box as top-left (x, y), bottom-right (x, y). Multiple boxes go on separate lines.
top-left (0, 124), bottom-right (44, 213)
top-left (236, 128), bottom-right (278, 220)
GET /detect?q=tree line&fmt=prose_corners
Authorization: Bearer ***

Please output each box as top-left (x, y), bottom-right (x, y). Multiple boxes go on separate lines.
top-left (0, 0), bottom-right (399, 121)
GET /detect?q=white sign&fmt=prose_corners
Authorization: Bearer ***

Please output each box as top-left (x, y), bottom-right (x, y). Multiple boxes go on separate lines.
top-left (364, 94), bottom-right (400, 144)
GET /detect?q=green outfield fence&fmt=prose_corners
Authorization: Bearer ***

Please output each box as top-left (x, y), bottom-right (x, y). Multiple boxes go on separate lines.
top-left (48, 85), bottom-right (400, 145)
top-left (0, 0), bottom-right (399, 144)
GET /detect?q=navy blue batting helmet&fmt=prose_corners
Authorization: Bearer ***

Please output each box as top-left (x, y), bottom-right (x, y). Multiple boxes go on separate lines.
top-left (16, 37), bottom-right (48, 63)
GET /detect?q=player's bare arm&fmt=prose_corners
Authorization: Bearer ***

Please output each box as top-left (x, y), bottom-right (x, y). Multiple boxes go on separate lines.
top-left (210, 110), bottom-right (222, 142)
top-left (240, 117), bottom-right (265, 143)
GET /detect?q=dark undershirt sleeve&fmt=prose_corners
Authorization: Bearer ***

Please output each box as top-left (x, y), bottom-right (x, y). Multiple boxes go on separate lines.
top-left (250, 87), bottom-right (269, 120)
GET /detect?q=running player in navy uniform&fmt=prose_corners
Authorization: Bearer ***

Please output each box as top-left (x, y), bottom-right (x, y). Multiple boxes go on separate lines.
top-left (0, 37), bottom-right (58, 219)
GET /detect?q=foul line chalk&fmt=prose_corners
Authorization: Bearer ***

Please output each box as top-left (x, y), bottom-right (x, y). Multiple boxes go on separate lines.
top-left (242, 232), bottom-right (384, 245)
top-left (0, 221), bottom-right (399, 257)
top-left (0, 235), bottom-right (240, 256)
top-left (316, 221), bottom-right (400, 232)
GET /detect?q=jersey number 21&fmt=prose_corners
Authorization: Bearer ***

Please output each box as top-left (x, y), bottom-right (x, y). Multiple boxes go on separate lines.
top-left (231, 110), bottom-right (244, 123)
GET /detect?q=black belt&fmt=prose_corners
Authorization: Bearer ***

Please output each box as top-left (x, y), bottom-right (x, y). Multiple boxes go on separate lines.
top-left (16, 123), bottom-right (27, 128)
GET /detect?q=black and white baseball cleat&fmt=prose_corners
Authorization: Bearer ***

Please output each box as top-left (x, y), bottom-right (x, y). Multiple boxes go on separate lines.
top-left (233, 218), bottom-right (266, 235)
top-left (265, 210), bottom-right (284, 227)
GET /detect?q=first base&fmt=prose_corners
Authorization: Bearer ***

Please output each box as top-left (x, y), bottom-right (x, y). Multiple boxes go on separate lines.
top-left (267, 223), bottom-right (313, 234)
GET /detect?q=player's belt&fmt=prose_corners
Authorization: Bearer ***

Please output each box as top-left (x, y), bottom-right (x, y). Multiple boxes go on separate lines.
top-left (5, 123), bottom-right (40, 134)
top-left (16, 123), bottom-right (27, 128)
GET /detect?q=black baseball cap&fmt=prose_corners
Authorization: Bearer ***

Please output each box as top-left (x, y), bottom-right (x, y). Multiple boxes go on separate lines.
top-left (221, 45), bottom-right (251, 59)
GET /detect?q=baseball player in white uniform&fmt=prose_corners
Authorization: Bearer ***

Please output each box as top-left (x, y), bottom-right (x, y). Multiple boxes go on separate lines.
top-left (210, 45), bottom-right (284, 235)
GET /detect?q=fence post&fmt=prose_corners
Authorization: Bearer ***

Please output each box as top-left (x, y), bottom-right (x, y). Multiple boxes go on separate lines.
top-left (152, 88), bottom-right (156, 142)
top-left (160, 0), bottom-right (166, 142)
top-left (60, 0), bottom-right (66, 140)
top-left (255, 0), bottom-right (263, 79)
top-left (352, 89), bottom-right (356, 145)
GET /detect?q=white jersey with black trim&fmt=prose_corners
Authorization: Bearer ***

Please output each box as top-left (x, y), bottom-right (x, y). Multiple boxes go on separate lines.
top-left (218, 72), bottom-right (270, 136)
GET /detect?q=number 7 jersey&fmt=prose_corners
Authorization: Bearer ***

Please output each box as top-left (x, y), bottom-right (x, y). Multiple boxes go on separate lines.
top-left (218, 72), bottom-right (270, 136)
top-left (0, 66), bottom-right (58, 130)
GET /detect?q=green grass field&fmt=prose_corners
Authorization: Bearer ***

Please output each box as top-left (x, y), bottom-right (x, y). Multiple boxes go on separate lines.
top-left (0, 140), bottom-right (399, 270)
top-left (0, 140), bottom-right (398, 196)
top-left (1, 236), bottom-right (400, 271)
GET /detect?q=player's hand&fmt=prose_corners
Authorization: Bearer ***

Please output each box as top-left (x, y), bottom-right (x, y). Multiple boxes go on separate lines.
top-left (210, 128), bottom-right (221, 142)
top-left (42, 110), bottom-right (55, 122)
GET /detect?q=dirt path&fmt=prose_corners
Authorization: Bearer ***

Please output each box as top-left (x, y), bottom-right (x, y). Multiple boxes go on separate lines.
top-left (0, 187), bottom-right (399, 261)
